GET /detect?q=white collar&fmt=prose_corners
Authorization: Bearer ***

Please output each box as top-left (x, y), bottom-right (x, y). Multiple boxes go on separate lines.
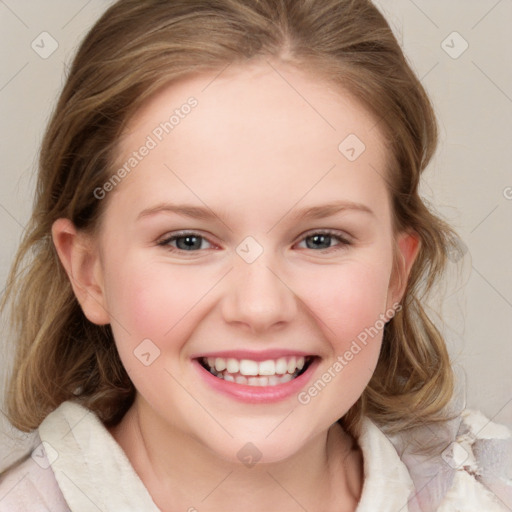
top-left (39, 401), bottom-right (415, 511)
top-left (39, 401), bottom-right (159, 510)
top-left (355, 417), bottom-right (415, 511)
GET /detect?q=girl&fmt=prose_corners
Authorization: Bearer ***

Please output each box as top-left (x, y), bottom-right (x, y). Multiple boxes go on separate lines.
top-left (0, 0), bottom-right (510, 510)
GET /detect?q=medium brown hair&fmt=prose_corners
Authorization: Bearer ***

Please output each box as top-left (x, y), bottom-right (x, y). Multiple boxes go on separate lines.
top-left (2, 0), bottom-right (460, 434)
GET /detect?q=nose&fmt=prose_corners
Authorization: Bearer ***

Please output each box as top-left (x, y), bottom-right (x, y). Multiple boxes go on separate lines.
top-left (220, 257), bottom-right (298, 334)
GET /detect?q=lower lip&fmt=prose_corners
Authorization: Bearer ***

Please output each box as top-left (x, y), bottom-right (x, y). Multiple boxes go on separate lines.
top-left (192, 358), bottom-right (319, 404)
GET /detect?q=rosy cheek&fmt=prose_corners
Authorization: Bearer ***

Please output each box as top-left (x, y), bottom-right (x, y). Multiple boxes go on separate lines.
top-left (106, 259), bottom-right (216, 350)
top-left (117, 274), bottom-right (186, 333)
top-left (298, 264), bottom-right (389, 351)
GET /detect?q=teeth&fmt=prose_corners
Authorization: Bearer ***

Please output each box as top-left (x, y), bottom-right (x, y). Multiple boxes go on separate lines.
top-left (214, 358), bottom-right (226, 372)
top-left (226, 358), bottom-right (239, 373)
top-left (258, 360), bottom-right (276, 375)
top-left (268, 375), bottom-right (280, 386)
top-left (202, 355), bottom-right (309, 385)
top-left (248, 376), bottom-right (268, 386)
top-left (287, 356), bottom-right (297, 374)
top-left (239, 359), bottom-right (259, 376)
top-left (235, 375), bottom-right (247, 385)
top-left (217, 374), bottom-right (295, 387)
top-left (275, 358), bottom-right (288, 375)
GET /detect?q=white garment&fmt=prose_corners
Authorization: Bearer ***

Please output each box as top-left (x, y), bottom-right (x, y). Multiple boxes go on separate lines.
top-left (0, 401), bottom-right (510, 511)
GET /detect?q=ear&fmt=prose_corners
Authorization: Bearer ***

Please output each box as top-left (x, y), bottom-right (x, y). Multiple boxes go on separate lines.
top-left (51, 218), bottom-right (110, 325)
top-left (386, 230), bottom-right (421, 309)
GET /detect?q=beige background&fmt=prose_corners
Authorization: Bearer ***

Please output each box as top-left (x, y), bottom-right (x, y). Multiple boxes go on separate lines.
top-left (1, 0), bottom-right (511, 470)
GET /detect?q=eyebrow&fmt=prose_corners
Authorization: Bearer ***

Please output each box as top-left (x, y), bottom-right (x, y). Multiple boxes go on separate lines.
top-left (136, 200), bottom-right (375, 222)
top-left (291, 201), bottom-right (375, 220)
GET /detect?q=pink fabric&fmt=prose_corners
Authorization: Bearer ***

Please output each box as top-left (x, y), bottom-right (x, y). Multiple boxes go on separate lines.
top-left (0, 445), bottom-right (69, 511)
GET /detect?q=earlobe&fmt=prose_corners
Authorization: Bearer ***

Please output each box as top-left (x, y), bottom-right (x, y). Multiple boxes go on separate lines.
top-left (387, 231), bottom-right (421, 309)
top-left (51, 218), bottom-right (110, 325)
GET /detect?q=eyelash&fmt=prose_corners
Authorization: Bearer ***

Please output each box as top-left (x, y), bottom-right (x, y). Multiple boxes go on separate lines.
top-left (157, 229), bottom-right (352, 254)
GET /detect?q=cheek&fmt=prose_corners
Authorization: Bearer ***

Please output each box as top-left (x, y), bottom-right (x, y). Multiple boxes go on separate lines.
top-left (293, 261), bottom-right (393, 418)
top-left (302, 262), bottom-right (390, 338)
top-left (102, 257), bottom-right (216, 354)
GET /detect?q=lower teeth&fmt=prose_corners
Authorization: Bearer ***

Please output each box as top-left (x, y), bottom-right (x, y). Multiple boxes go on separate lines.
top-left (213, 372), bottom-right (297, 386)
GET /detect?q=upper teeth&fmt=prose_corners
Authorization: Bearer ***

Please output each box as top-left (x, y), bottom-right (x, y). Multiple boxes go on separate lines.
top-left (205, 356), bottom-right (306, 376)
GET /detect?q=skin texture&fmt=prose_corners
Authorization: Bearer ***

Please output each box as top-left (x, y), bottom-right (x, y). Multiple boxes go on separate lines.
top-left (52, 59), bottom-right (419, 511)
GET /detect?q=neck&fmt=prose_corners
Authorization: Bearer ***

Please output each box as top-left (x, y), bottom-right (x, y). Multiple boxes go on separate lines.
top-left (109, 396), bottom-right (363, 512)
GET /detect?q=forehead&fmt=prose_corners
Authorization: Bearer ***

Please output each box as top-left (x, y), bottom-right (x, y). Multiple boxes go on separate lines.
top-left (111, 60), bottom-right (390, 222)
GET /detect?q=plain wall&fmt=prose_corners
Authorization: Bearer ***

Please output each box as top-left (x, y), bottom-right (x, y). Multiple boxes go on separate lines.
top-left (1, 0), bottom-right (511, 470)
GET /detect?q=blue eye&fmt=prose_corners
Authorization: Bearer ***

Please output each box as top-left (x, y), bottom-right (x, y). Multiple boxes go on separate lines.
top-left (158, 232), bottom-right (213, 251)
top-left (297, 231), bottom-right (351, 251)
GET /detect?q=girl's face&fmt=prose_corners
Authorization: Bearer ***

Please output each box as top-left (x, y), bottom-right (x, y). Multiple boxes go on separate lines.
top-left (82, 61), bottom-right (417, 463)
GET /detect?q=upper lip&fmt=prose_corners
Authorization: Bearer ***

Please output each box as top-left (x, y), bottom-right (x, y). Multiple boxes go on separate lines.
top-left (191, 349), bottom-right (316, 361)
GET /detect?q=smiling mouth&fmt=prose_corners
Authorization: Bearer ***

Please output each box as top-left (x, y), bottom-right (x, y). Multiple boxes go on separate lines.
top-left (197, 355), bottom-right (315, 387)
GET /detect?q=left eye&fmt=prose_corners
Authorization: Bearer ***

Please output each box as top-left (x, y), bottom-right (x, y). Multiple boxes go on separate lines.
top-left (159, 233), bottom-right (213, 251)
top-left (297, 231), bottom-right (351, 250)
